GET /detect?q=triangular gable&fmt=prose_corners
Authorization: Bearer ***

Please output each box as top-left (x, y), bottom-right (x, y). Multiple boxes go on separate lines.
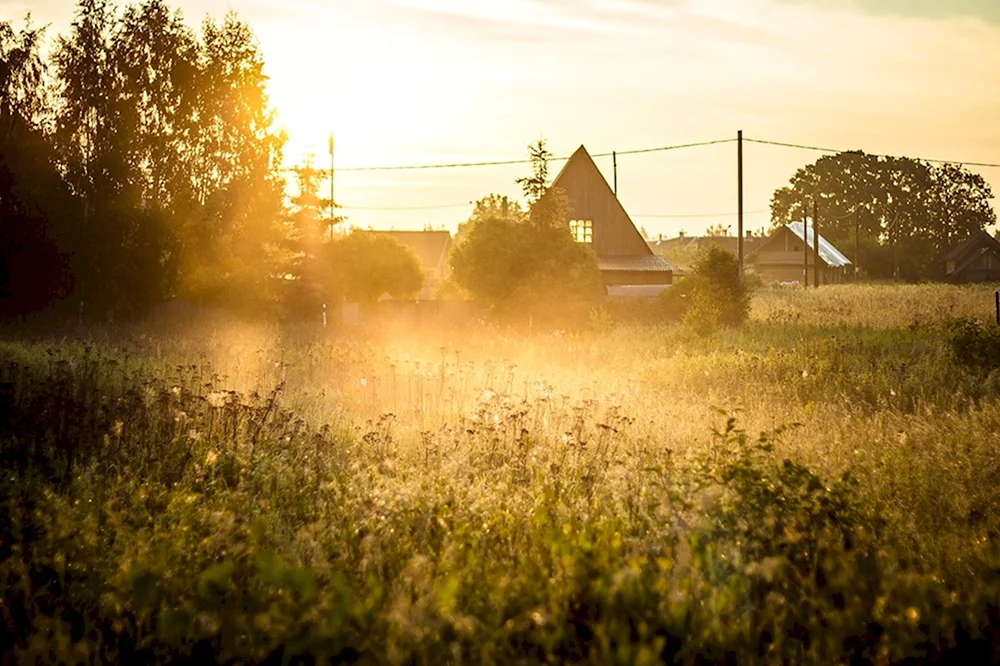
top-left (944, 230), bottom-right (1000, 269)
top-left (951, 237), bottom-right (1000, 277)
top-left (549, 145), bottom-right (651, 258)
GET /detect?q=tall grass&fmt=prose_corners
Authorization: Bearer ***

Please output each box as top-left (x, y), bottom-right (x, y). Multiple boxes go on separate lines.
top-left (2, 284), bottom-right (1000, 663)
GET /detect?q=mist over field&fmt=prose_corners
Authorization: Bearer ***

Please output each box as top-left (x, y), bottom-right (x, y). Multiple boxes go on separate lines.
top-left (4, 0), bottom-right (1000, 663)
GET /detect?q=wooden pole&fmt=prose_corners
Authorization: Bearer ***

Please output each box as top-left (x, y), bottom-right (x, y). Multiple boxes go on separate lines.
top-left (995, 291), bottom-right (998, 325)
top-left (613, 151), bottom-right (618, 196)
top-left (334, 132), bottom-right (336, 239)
top-left (813, 199), bottom-right (820, 288)
top-left (738, 130), bottom-right (744, 284)
top-left (803, 205), bottom-right (809, 288)
top-left (854, 208), bottom-right (860, 282)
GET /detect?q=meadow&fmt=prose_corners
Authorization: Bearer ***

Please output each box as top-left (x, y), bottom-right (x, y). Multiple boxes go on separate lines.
top-left (3, 283), bottom-right (1000, 664)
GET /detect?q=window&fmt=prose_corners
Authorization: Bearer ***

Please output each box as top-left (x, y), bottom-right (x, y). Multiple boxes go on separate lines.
top-left (570, 219), bottom-right (593, 244)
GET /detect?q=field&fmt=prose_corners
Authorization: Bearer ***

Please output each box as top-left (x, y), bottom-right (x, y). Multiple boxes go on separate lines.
top-left (3, 283), bottom-right (1000, 664)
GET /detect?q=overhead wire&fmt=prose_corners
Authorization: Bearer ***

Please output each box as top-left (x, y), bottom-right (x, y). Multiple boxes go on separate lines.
top-left (282, 134), bottom-right (997, 218)
top-left (745, 137), bottom-right (1000, 169)
top-left (283, 137), bottom-right (735, 174)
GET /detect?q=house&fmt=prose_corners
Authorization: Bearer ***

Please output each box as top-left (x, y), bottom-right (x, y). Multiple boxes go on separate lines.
top-left (650, 233), bottom-right (765, 274)
top-left (550, 145), bottom-right (676, 294)
top-left (749, 222), bottom-right (852, 284)
top-left (367, 230), bottom-right (452, 299)
top-left (941, 230), bottom-right (1000, 283)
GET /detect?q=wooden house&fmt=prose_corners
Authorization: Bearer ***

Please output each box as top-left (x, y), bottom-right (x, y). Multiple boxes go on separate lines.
top-left (749, 222), bottom-right (852, 284)
top-left (550, 145), bottom-right (675, 293)
top-left (941, 230), bottom-right (1000, 283)
top-left (651, 233), bottom-right (765, 274)
top-left (366, 230), bottom-right (452, 299)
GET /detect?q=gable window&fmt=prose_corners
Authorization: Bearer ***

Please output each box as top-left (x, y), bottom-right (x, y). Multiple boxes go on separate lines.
top-left (570, 219), bottom-right (593, 244)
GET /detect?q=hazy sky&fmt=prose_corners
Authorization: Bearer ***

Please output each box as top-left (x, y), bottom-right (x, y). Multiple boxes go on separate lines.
top-left (5, 0), bottom-right (1000, 236)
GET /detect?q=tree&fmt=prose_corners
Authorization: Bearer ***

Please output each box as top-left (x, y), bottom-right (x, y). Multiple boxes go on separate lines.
top-left (0, 19), bottom-right (75, 318)
top-left (705, 223), bottom-right (729, 237)
top-left (325, 232), bottom-right (423, 303)
top-left (659, 245), bottom-right (752, 333)
top-left (280, 155), bottom-right (339, 313)
top-left (450, 145), bottom-right (603, 323)
top-left (770, 151), bottom-right (995, 281)
top-left (515, 139), bottom-right (552, 206)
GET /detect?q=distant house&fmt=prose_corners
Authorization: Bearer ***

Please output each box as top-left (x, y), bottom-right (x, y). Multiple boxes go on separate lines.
top-left (749, 222), bottom-right (852, 284)
top-left (367, 230), bottom-right (452, 299)
top-left (941, 230), bottom-right (1000, 283)
top-left (550, 145), bottom-right (676, 294)
top-left (650, 234), bottom-right (765, 273)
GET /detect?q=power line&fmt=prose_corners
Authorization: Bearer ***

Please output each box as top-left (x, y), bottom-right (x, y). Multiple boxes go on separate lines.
top-left (634, 208), bottom-right (769, 219)
top-left (339, 202), bottom-right (473, 211)
top-left (282, 137), bottom-right (734, 174)
top-left (745, 137), bottom-right (1000, 169)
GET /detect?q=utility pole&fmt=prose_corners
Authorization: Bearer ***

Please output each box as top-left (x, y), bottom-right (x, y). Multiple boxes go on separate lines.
top-left (854, 208), bottom-right (860, 282)
top-left (328, 133), bottom-right (335, 240)
top-left (737, 130), bottom-right (744, 283)
top-left (813, 199), bottom-right (820, 288)
top-left (612, 151), bottom-right (618, 196)
top-left (802, 204), bottom-right (809, 288)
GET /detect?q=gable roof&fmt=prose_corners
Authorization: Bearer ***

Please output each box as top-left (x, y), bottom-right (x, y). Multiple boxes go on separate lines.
top-left (943, 230), bottom-right (1000, 264)
top-left (600, 255), bottom-right (678, 272)
top-left (365, 230), bottom-right (452, 271)
top-left (549, 145), bottom-right (653, 258)
top-left (782, 222), bottom-right (852, 267)
top-left (944, 230), bottom-right (1000, 277)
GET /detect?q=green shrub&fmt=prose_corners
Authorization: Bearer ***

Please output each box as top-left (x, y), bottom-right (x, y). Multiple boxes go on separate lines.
top-left (658, 247), bottom-right (753, 331)
top-left (947, 317), bottom-right (1000, 371)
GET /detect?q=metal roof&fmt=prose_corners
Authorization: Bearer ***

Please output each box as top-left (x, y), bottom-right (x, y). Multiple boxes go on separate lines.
top-left (785, 222), bottom-right (852, 267)
top-left (598, 254), bottom-right (678, 272)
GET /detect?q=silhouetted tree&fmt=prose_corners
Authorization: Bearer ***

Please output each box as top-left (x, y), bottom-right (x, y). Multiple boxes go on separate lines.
top-left (0, 19), bottom-right (75, 318)
top-left (49, 1), bottom-right (289, 316)
top-left (771, 152), bottom-right (995, 281)
top-left (515, 139), bottom-right (552, 206)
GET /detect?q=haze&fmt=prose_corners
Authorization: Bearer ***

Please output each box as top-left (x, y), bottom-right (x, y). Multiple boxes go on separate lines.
top-left (7, 0), bottom-right (999, 234)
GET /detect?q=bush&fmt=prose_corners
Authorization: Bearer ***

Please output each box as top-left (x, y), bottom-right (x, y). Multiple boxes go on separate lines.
top-left (947, 317), bottom-right (1000, 371)
top-left (658, 247), bottom-right (753, 331)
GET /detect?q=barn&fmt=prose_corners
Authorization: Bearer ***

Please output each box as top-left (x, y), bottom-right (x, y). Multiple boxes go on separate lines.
top-left (749, 222), bottom-right (852, 284)
top-left (550, 146), bottom-right (675, 294)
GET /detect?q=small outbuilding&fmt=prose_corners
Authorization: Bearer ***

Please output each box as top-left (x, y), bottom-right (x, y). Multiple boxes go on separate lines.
top-left (550, 145), bottom-right (676, 293)
top-left (941, 230), bottom-right (1000, 284)
top-left (749, 222), bottom-right (852, 284)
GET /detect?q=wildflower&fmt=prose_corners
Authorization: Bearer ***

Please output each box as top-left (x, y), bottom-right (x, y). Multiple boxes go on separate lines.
top-left (206, 391), bottom-right (228, 408)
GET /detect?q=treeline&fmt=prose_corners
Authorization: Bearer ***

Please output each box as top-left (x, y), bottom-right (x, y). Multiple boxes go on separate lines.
top-left (1, 0), bottom-right (414, 323)
top-left (770, 152), bottom-right (996, 281)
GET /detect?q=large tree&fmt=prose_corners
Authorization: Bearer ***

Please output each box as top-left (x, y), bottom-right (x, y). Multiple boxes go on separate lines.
top-left (450, 144), bottom-right (603, 321)
top-left (50, 1), bottom-right (289, 316)
top-left (770, 151), bottom-right (995, 280)
top-left (0, 19), bottom-right (76, 318)
top-left (325, 232), bottom-right (423, 304)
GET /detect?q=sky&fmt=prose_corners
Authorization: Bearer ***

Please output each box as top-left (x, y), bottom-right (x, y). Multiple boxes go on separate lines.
top-left (4, 0), bottom-right (1000, 237)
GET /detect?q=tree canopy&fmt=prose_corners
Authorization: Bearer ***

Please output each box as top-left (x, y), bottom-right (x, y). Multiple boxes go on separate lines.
top-left (325, 232), bottom-right (423, 304)
top-left (770, 151), bottom-right (995, 280)
top-left (0, 1), bottom-right (292, 320)
top-left (450, 144), bottom-right (603, 322)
